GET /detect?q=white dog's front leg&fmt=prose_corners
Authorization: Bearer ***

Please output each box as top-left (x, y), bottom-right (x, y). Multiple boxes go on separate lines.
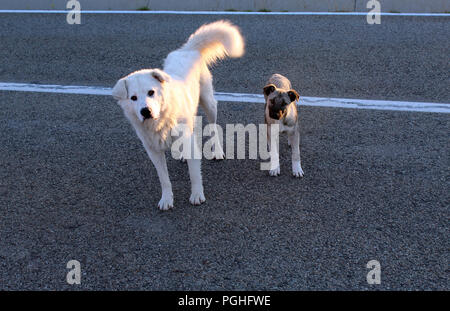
top-left (289, 129), bottom-right (304, 178)
top-left (186, 135), bottom-right (205, 205)
top-left (210, 123), bottom-right (225, 160)
top-left (267, 124), bottom-right (280, 176)
top-left (147, 150), bottom-right (174, 210)
top-left (187, 158), bottom-right (205, 205)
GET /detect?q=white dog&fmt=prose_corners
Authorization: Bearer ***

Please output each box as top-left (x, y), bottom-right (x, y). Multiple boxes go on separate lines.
top-left (112, 20), bottom-right (245, 210)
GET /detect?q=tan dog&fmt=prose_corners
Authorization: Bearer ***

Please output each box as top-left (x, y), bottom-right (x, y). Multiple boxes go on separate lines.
top-left (264, 74), bottom-right (304, 177)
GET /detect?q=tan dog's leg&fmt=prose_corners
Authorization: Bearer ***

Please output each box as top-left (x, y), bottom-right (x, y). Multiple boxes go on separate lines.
top-left (267, 124), bottom-right (280, 176)
top-left (288, 128), bottom-right (304, 178)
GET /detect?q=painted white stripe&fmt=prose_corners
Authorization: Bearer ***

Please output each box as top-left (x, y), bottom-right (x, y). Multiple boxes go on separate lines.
top-left (0, 82), bottom-right (449, 113)
top-left (215, 92), bottom-right (450, 113)
top-left (0, 82), bottom-right (111, 96)
top-left (0, 10), bottom-right (449, 17)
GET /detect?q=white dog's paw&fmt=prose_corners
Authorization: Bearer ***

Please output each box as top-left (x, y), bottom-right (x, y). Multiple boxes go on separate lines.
top-left (269, 166), bottom-right (280, 176)
top-left (172, 151), bottom-right (187, 163)
top-left (189, 190), bottom-right (206, 205)
top-left (210, 145), bottom-right (225, 161)
top-left (292, 162), bottom-right (304, 178)
top-left (175, 156), bottom-right (187, 163)
top-left (212, 150), bottom-right (225, 160)
top-left (158, 195), bottom-right (174, 210)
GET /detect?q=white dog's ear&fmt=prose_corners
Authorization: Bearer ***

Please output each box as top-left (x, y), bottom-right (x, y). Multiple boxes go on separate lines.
top-left (112, 78), bottom-right (128, 100)
top-left (151, 69), bottom-right (171, 84)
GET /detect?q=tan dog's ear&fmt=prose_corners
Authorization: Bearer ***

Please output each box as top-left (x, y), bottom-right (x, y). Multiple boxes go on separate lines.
top-left (288, 89), bottom-right (300, 102)
top-left (263, 84), bottom-right (276, 96)
top-left (151, 69), bottom-right (171, 83)
top-left (112, 78), bottom-right (128, 100)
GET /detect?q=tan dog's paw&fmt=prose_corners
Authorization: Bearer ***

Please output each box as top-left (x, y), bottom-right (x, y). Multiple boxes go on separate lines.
top-left (269, 166), bottom-right (280, 176)
top-left (292, 162), bottom-right (304, 178)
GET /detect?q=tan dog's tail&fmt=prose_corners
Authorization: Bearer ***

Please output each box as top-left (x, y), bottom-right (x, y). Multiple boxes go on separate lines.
top-left (181, 20), bottom-right (245, 66)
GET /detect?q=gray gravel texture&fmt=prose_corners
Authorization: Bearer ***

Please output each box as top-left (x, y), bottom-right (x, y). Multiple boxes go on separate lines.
top-left (0, 14), bottom-right (449, 102)
top-left (0, 13), bottom-right (449, 290)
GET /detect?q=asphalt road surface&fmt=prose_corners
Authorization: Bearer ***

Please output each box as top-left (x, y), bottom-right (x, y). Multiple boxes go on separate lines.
top-left (0, 13), bottom-right (448, 290)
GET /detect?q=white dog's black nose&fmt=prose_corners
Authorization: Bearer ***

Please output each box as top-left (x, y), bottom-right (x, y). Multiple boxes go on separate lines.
top-left (140, 107), bottom-right (152, 119)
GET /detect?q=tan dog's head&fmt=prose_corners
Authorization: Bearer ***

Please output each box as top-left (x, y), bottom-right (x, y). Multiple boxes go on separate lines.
top-left (112, 69), bottom-right (171, 122)
top-left (263, 84), bottom-right (299, 120)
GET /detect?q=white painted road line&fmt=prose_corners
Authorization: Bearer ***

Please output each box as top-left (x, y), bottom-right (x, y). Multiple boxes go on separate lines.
top-left (0, 10), bottom-right (449, 17)
top-left (0, 82), bottom-right (449, 113)
top-left (0, 82), bottom-right (111, 96)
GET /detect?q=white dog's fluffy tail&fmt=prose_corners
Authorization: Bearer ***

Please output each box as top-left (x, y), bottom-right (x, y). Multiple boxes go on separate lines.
top-left (181, 20), bottom-right (245, 65)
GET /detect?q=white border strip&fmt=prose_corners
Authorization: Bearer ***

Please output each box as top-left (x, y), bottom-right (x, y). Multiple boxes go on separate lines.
top-left (0, 82), bottom-right (449, 113)
top-left (0, 10), bottom-right (449, 16)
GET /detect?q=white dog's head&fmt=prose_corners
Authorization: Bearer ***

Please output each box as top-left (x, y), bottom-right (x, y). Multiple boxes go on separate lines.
top-left (112, 69), bottom-right (171, 122)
